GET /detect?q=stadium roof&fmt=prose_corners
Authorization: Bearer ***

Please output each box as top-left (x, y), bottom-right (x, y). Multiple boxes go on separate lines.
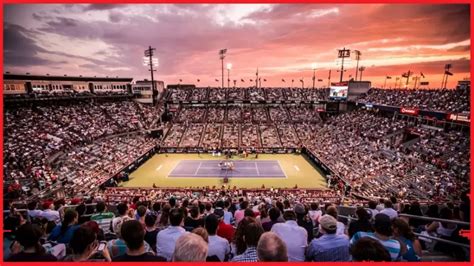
top-left (3, 73), bottom-right (133, 82)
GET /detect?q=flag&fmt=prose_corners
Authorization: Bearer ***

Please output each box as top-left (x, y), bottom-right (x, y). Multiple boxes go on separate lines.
top-left (197, 79), bottom-right (200, 82)
top-left (292, 79), bottom-right (294, 82)
top-left (179, 79), bottom-right (183, 82)
top-left (263, 79), bottom-right (267, 82)
top-left (250, 79), bottom-right (253, 82)
top-left (282, 79), bottom-right (285, 82)
top-left (401, 73), bottom-right (408, 78)
top-left (241, 79), bottom-right (245, 82)
top-left (386, 76), bottom-right (392, 79)
top-left (299, 79), bottom-right (303, 82)
top-left (215, 79), bottom-right (219, 82)
top-left (228, 79), bottom-right (230, 82)
top-left (445, 71), bottom-right (453, 76)
top-left (420, 72), bottom-right (425, 78)
top-left (318, 79), bottom-right (323, 82)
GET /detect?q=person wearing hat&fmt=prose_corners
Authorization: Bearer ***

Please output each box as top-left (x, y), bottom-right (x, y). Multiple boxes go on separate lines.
top-left (271, 209), bottom-right (307, 262)
top-left (306, 215), bottom-right (350, 262)
top-left (205, 214), bottom-right (231, 261)
top-left (350, 213), bottom-right (401, 261)
top-left (294, 203), bottom-right (314, 242)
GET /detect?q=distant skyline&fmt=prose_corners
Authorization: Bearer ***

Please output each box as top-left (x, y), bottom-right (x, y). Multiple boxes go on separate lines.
top-left (4, 4), bottom-right (470, 88)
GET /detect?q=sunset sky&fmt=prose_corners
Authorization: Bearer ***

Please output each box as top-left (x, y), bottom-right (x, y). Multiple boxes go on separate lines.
top-left (4, 4), bottom-right (470, 88)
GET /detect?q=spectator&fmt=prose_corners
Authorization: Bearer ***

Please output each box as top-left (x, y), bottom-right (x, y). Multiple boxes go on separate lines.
top-left (7, 223), bottom-right (57, 261)
top-left (350, 213), bottom-right (401, 261)
top-left (294, 203), bottom-right (314, 242)
top-left (223, 200), bottom-right (234, 225)
top-left (113, 220), bottom-right (165, 261)
top-left (366, 200), bottom-right (379, 220)
top-left (41, 201), bottom-right (60, 224)
top-left (107, 216), bottom-right (152, 258)
top-left (348, 207), bottom-right (373, 238)
top-left (65, 225), bottom-right (111, 261)
top-left (48, 209), bottom-right (79, 244)
top-left (205, 214), bottom-right (231, 261)
top-left (392, 218), bottom-right (421, 261)
top-left (215, 208), bottom-right (235, 243)
top-left (231, 217), bottom-right (264, 262)
top-left (308, 202), bottom-right (322, 226)
top-left (351, 237), bottom-right (391, 262)
top-left (380, 200), bottom-right (398, 220)
top-left (144, 214), bottom-right (159, 252)
top-left (184, 206), bottom-right (204, 230)
top-left (325, 206), bottom-right (346, 235)
top-left (234, 201), bottom-right (248, 224)
top-left (91, 201), bottom-right (115, 234)
top-left (156, 208), bottom-right (187, 261)
top-left (306, 215), bottom-right (350, 261)
top-left (112, 202), bottom-right (129, 234)
top-left (257, 232), bottom-right (288, 262)
top-left (172, 233), bottom-right (208, 262)
top-left (262, 207), bottom-right (281, 232)
top-left (27, 201), bottom-right (43, 220)
top-left (192, 227), bottom-right (209, 243)
top-left (271, 210), bottom-right (307, 261)
top-left (136, 205), bottom-right (148, 225)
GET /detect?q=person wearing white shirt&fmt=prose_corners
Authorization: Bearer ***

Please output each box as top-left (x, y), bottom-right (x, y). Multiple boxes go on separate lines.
top-left (308, 203), bottom-right (322, 226)
top-left (271, 210), bottom-right (307, 262)
top-left (205, 214), bottom-right (231, 261)
top-left (380, 200), bottom-right (398, 220)
top-left (156, 208), bottom-right (187, 261)
top-left (40, 202), bottom-right (60, 224)
top-left (27, 201), bottom-right (43, 220)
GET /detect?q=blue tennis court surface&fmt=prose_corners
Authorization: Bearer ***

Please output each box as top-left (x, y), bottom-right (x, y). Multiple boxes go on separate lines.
top-left (168, 160), bottom-right (286, 178)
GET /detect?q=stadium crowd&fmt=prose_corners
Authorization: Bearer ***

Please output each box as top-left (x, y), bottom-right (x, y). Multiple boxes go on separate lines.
top-left (4, 189), bottom-right (470, 262)
top-left (4, 100), bottom-right (164, 199)
top-left (358, 87), bottom-right (470, 113)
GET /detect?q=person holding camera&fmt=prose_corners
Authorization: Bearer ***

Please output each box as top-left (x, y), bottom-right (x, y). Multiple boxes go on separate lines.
top-left (64, 225), bottom-right (111, 262)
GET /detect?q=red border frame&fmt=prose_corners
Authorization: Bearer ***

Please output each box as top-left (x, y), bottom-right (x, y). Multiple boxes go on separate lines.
top-left (0, 1), bottom-right (472, 265)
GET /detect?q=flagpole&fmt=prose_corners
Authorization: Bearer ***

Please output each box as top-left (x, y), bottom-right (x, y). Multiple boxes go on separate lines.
top-left (383, 76), bottom-right (387, 89)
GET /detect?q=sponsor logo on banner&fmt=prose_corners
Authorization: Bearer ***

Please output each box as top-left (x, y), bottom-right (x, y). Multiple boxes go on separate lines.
top-left (400, 107), bottom-right (419, 115)
top-left (447, 113), bottom-right (470, 123)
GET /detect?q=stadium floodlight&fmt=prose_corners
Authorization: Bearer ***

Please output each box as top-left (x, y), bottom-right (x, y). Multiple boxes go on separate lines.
top-left (219, 49), bottom-right (227, 88)
top-left (353, 50), bottom-right (361, 80)
top-left (311, 63), bottom-right (317, 89)
top-left (226, 63), bottom-right (232, 89)
top-left (143, 45), bottom-right (158, 95)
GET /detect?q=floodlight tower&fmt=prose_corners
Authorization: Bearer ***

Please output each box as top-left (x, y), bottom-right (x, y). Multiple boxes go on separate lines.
top-left (227, 63), bottom-right (232, 89)
top-left (337, 48), bottom-right (351, 82)
top-left (353, 50), bottom-right (361, 81)
top-left (219, 49), bottom-right (227, 89)
top-left (143, 46), bottom-right (158, 92)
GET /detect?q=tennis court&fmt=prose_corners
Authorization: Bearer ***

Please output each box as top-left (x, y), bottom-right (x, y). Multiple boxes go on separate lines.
top-left (124, 153), bottom-right (327, 189)
top-left (168, 160), bottom-right (286, 178)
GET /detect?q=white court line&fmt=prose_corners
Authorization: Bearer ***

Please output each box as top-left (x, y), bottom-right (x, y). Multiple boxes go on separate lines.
top-left (255, 162), bottom-right (260, 176)
top-left (194, 162), bottom-right (203, 176)
top-left (155, 165), bottom-right (163, 171)
top-left (294, 165), bottom-right (300, 171)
